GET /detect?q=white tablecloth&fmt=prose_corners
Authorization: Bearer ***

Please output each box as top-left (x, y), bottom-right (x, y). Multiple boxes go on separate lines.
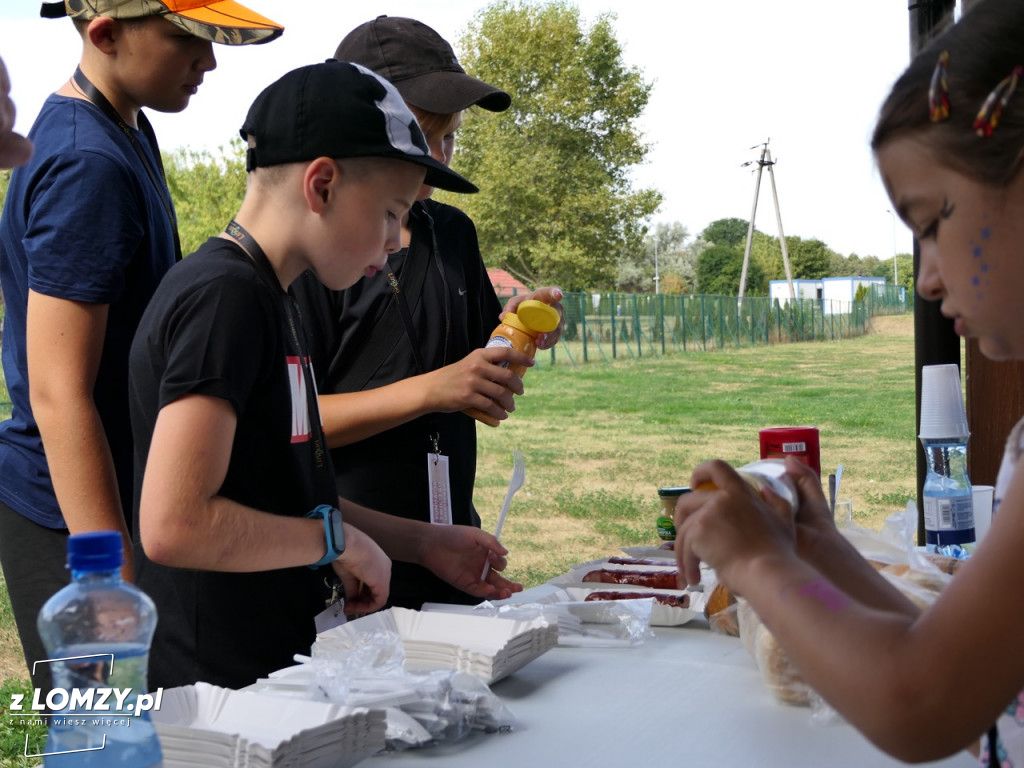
top-left (366, 588), bottom-right (975, 768)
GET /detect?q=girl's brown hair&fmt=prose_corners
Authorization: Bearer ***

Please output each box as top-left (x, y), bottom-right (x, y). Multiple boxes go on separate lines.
top-left (872, 0), bottom-right (1024, 186)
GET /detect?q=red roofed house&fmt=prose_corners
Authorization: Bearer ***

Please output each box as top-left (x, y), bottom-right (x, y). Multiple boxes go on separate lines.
top-left (487, 268), bottom-right (530, 299)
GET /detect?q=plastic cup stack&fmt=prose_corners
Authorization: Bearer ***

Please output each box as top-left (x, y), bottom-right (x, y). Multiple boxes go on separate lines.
top-left (919, 364), bottom-right (969, 441)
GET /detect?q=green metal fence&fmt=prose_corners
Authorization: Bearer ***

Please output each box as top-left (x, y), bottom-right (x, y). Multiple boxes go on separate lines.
top-left (530, 286), bottom-right (910, 369)
top-left (0, 286), bottom-right (911, 416)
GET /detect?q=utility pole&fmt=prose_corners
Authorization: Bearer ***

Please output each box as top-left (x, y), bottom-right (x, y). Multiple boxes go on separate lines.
top-left (739, 140), bottom-right (795, 307)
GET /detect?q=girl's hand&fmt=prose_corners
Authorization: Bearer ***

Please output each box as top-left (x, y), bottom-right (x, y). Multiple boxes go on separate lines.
top-left (783, 455), bottom-right (845, 555)
top-left (674, 459), bottom-right (798, 589)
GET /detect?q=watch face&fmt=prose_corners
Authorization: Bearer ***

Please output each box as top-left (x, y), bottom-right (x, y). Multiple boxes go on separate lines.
top-left (327, 507), bottom-right (345, 554)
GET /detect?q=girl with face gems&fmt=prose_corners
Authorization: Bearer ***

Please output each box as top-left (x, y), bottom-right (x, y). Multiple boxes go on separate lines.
top-left (672, 1), bottom-right (1024, 765)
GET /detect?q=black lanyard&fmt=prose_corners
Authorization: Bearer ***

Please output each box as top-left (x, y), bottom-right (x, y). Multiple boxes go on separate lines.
top-left (224, 220), bottom-right (327, 470)
top-left (385, 205), bottom-right (450, 375)
top-left (72, 67), bottom-right (182, 262)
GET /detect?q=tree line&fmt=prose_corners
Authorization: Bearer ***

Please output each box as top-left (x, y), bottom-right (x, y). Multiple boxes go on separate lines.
top-left (625, 218), bottom-right (915, 298)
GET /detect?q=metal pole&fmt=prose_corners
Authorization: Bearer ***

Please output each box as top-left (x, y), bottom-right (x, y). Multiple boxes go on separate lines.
top-left (738, 144), bottom-right (766, 307)
top-left (765, 150), bottom-right (795, 301)
top-left (910, 0), bottom-right (959, 546)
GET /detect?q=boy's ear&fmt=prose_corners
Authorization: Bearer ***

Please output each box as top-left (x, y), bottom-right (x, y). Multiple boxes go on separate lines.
top-left (86, 17), bottom-right (119, 54)
top-left (304, 157), bottom-right (338, 213)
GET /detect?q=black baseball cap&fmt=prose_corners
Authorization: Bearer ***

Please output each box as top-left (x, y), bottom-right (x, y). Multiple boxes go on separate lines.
top-left (240, 60), bottom-right (477, 194)
top-left (335, 16), bottom-right (511, 114)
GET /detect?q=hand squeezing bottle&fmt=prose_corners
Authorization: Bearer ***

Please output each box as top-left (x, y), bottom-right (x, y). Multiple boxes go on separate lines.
top-left (464, 299), bottom-right (560, 427)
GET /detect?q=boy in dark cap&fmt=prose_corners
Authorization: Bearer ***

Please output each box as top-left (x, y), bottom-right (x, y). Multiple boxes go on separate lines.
top-left (292, 16), bottom-right (563, 609)
top-left (0, 0), bottom-right (281, 695)
top-left (130, 60), bottom-right (516, 690)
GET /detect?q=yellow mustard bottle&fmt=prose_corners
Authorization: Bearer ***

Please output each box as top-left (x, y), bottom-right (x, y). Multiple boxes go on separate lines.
top-left (464, 299), bottom-right (560, 427)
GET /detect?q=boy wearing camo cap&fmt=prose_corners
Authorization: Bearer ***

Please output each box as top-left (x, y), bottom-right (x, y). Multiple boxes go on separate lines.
top-left (0, 0), bottom-right (281, 695)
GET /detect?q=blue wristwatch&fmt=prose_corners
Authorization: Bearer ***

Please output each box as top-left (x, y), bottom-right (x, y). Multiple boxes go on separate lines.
top-left (305, 505), bottom-right (345, 568)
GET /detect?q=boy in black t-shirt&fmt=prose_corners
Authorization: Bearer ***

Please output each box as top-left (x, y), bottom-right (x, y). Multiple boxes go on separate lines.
top-left (129, 61), bottom-right (517, 689)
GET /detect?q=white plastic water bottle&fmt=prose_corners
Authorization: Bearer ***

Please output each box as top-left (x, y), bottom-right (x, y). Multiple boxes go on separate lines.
top-left (36, 531), bottom-right (162, 766)
top-left (919, 364), bottom-right (974, 558)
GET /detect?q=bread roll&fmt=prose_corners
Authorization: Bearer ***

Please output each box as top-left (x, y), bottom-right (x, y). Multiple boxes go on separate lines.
top-left (923, 553), bottom-right (963, 576)
top-left (880, 562), bottom-right (949, 596)
top-left (736, 598), bottom-right (811, 706)
top-left (704, 582), bottom-right (739, 637)
top-left (753, 622), bottom-right (811, 706)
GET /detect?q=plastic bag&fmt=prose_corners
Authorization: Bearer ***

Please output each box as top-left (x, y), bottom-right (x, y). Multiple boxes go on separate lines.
top-left (422, 598), bottom-right (657, 647)
top-left (737, 599), bottom-right (813, 707)
top-left (738, 502), bottom-right (955, 719)
top-left (251, 628), bottom-right (519, 752)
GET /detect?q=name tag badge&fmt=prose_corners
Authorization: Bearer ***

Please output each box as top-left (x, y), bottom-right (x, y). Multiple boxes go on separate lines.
top-left (314, 600), bottom-right (347, 633)
top-left (314, 579), bottom-right (346, 633)
top-left (428, 452), bottom-right (453, 525)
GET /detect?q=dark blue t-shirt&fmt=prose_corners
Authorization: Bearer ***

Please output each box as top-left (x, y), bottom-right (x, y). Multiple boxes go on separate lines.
top-left (0, 94), bottom-right (177, 528)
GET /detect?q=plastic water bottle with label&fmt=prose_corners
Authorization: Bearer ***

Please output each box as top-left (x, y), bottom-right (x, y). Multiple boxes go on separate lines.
top-left (919, 364), bottom-right (975, 558)
top-left (36, 531), bottom-right (162, 766)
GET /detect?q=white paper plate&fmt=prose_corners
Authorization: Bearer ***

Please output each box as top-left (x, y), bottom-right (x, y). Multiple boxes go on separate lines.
top-left (533, 582), bottom-right (697, 626)
top-left (620, 545), bottom-right (676, 560)
top-left (316, 607), bottom-right (558, 684)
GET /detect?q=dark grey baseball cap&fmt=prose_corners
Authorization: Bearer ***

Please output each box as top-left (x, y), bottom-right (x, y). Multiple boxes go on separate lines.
top-left (335, 15), bottom-right (511, 114)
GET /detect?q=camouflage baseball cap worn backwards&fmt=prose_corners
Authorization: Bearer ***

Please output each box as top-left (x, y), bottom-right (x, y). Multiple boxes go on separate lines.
top-left (40, 0), bottom-right (283, 45)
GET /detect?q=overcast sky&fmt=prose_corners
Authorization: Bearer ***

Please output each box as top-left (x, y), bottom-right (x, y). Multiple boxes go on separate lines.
top-left (0, 0), bottom-right (917, 265)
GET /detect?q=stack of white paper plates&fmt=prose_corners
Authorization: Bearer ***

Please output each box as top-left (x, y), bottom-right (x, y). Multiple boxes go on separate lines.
top-left (151, 682), bottom-right (386, 768)
top-left (316, 607), bottom-right (558, 684)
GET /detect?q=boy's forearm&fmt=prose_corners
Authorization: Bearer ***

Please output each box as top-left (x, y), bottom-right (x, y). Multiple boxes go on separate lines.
top-left (27, 291), bottom-right (125, 535)
top-left (39, 399), bottom-right (126, 534)
top-left (319, 377), bottom-right (432, 448)
top-left (141, 493), bottom-right (330, 572)
top-left (337, 501), bottom-right (427, 564)
top-left (140, 394), bottom-right (332, 572)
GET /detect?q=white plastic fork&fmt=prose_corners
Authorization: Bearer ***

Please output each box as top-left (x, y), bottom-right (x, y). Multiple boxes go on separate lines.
top-left (481, 450), bottom-right (525, 580)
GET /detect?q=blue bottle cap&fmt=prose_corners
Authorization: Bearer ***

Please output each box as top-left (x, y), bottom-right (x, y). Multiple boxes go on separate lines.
top-left (67, 531), bottom-right (123, 572)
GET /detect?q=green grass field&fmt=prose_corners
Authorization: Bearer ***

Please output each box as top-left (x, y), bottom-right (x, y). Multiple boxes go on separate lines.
top-left (471, 313), bottom-right (920, 587)
top-left (0, 312), bottom-right (920, 766)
